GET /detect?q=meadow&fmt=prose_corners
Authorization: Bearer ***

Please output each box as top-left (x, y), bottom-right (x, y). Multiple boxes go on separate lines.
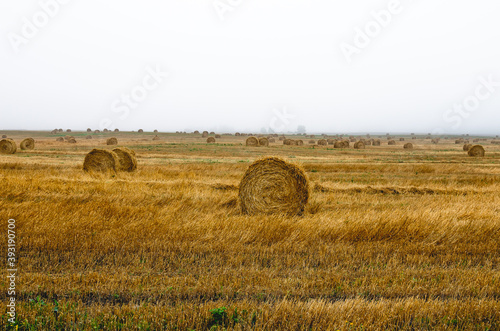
top-left (1, 131), bottom-right (499, 330)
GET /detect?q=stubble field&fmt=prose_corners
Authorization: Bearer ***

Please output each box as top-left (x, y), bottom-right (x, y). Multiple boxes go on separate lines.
top-left (1, 131), bottom-right (499, 330)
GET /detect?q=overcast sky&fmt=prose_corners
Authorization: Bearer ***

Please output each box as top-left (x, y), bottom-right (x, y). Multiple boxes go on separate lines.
top-left (1, 0), bottom-right (499, 134)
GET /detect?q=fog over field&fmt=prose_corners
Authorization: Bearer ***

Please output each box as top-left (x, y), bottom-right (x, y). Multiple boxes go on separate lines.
top-left (1, 0), bottom-right (500, 134)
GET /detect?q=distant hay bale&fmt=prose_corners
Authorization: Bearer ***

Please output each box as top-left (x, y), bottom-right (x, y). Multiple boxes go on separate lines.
top-left (372, 139), bottom-right (381, 146)
top-left (354, 141), bottom-right (365, 149)
top-left (215, 134), bottom-right (221, 138)
top-left (259, 137), bottom-right (269, 146)
top-left (468, 145), bottom-right (485, 157)
top-left (87, 128), bottom-right (92, 132)
top-left (246, 136), bottom-right (259, 146)
top-left (154, 129), bottom-right (158, 133)
top-left (388, 140), bottom-right (396, 145)
top-left (56, 137), bottom-right (64, 142)
top-left (239, 157), bottom-right (309, 215)
top-left (334, 140), bottom-right (349, 148)
top-left (207, 137), bottom-right (216, 143)
top-left (283, 139), bottom-right (292, 145)
top-left (279, 136), bottom-right (285, 141)
top-left (0, 139), bottom-right (17, 154)
top-left (327, 139), bottom-right (334, 145)
top-left (463, 144), bottom-right (472, 151)
top-left (404, 143), bottom-right (413, 150)
top-left (295, 140), bottom-right (304, 146)
top-left (194, 130), bottom-right (200, 134)
top-left (412, 137), bottom-right (417, 140)
top-left (210, 131), bottom-right (215, 135)
top-left (235, 132), bottom-right (240, 136)
top-left (350, 138), bottom-right (356, 143)
top-left (86, 135), bottom-right (93, 140)
top-left (431, 138), bottom-right (439, 144)
top-left (455, 139), bottom-right (464, 144)
top-left (318, 139), bottom-right (327, 146)
top-left (202, 131), bottom-right (209, 138)
top-left (83, 149), bottom-right (119, 173)
top-left (400, 138), bottom-right (405, 141)
top-left (64, 135), bottom-right (74, 141)
top-left (113, 147), bottom-right (137, 172)
top-left (103, 129), bottom-right (109, 133)
top-left (106, 137), bottom-right (118, 145)
top-left (114, 129), bottom-right (119, 132)
top-left (66, 129), bottom-right (71, 132)
top-left (20, 138), bottom-right (35, 150)
top-left (137, 129), bottom-right (143, 133)
top-left (365, 140), bottom-right (372, 146)
top-left (268, 137), bottom-right (275, 143)
top-left (68, 138), bottom-right (77, 143)
top-left (152, 135), bottom-right (160, 141)
top-left (94, 130), bottom-right (100, 134)
top-left (309, 140), bottom-right (316, 145)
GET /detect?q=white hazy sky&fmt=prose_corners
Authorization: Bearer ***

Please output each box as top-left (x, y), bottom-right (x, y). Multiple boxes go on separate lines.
top-left (1, 0), bottom-right (499, 134)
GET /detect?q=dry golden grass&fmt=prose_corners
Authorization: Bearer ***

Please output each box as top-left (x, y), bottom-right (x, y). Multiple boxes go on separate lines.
top-left (1, 131), bottom-right (500, 330)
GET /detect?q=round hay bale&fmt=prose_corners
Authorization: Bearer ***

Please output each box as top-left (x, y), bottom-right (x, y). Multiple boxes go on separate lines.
top-left (106, 137), bottom-right (118, 145)
top-left (268, 138), bottom-right (275, 143)
top-left (64, 135), bottom-right (74, 141)
top-left (207, 137), bottom-right (216, 143)
top-left (334, 140), bottom-right (349, 148)
top-left (152, 135), bottom-right (160, 141)
top-left (327, 139), bottom-right (334, 145)
top-left (364, 139), bottom-right (372, 146)
top-left (308, 140), bottom-right (316, 145)
top-left (86, 135), bottom-right (93, 140)
top-left (295, 140), bottom-right (304, 146)
top-left (0, 139), bottom-right (17, 154)
top-left (103, 129), bottom-right (109, 133)
top-left (246, 136), bottom-right (259, 146)
top-left (215, 134), bottom-right (221, 139)
top-left (350, 138), bottom-right (356, 143)
top-left (94, 130), bottom-right (101, 134)
top-left (239, 157), bottom-right (309, 215)
top-left (83, 149), bottom-right (119, 173)
top-left (20, 138), bottom-right (35, 150)
top-left (468, 145), bottom-right (485, 157)
top-left (283, 139), bottom-right (292, 145)
top-left (202, 131), bottom-right (209, 138)
top-left (388, 140), bottom-right (396, 145)
top-left (279, 136), bottom-right (285, 141)
top-left (68, 138), bottom-right (77, 143)
top-left (113, 147), bottom-right (137, 171)
top-left (318, 139), bottom-right (327, 146)
top-left (463, 144), bottom-right (472, 151)
top-left (194, 130), bottom-right (200, 134)
top-left (138, 129), bottom-right (144, 133)
top-left (372, 139), bottom-right (381, 146)
top-left (56, 137), bottom-right (64, 142)
top-left (154, 129), bottom-right (158, 133)
top-left (66, 129), bottom-right (71, 133)
top-left (87, 128), bottom-right (92, 132)
top-left (235, 132), bottom-right (240, 136)
top-left (258, 137), bottom-right (269, 146)
top-left (114, 128), bottom-right (119, 132)
top-left (404, 143), bottom-right (413, 150)
top-left (400, 138), bottom-right (405, 141)
top-left (354, 141), bottom-right (365, 149)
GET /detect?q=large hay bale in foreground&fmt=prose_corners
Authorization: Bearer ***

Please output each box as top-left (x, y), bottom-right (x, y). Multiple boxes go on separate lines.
top-left (0, 139), bottom-right (17, 154)
top-left (207, 137), bottom-right (216, 143)
top-left (354, 141), bottom-right (365, 149)
top-left (468, 145), bottom-right (485, 157)
top-left (83, 149), bottom-right (119, 173)
top-left (463, 144), bottom-right (472, 151)
top-left (404, 143), bottom-right (413, 150)
top-left (113, 147), bottom-right (137, 172)
top-left (239, 157), bottom-right (309, 215)
top-left (106, 137), bottom-right (118, 145)
top-left (259, 137), bottom-right (269, 146)
top-left (246, 136), bottom-right (259, 146)
top-left (20, 138), bottom-right (35, 150)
